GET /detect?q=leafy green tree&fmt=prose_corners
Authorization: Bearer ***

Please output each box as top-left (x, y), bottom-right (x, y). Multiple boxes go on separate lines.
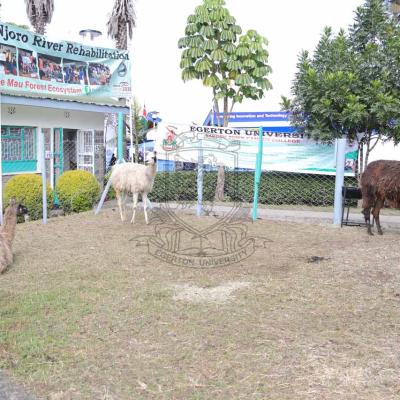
top-left (178, 0), bottom-right (272, 201)
top-left (24, 0), bottom-right (54, 35)
top-left (178, 0), bottom-right (272, 126)
top-left (282, 0), bottom-right (400, 177)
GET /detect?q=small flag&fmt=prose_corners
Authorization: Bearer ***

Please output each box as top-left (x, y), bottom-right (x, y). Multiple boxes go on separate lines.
top-left (142, 104), bottom-right (147, 118)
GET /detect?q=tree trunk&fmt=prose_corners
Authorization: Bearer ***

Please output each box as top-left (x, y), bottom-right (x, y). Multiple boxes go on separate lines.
top-left (116, 27), bottom-right (128, 50)
top-left (223, 96), bottom-right (229, 126)
top-left (358, 142), bottom-right (364, 183)
top-left (215, 165), bottom-right (225, 202)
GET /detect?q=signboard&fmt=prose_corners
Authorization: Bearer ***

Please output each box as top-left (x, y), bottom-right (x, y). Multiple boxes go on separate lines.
top-left (0, 22), bottom-right (131, 100)
top-left (203, 111), bottom-right (290, 125)
top-left (151, 123), bottom-right (358, 175)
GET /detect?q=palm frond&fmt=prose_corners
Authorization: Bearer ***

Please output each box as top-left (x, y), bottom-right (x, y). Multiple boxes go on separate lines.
top-left (24, 0), bottom-right (54, 34)
top-left (107, 0), bottom-right (136, 49)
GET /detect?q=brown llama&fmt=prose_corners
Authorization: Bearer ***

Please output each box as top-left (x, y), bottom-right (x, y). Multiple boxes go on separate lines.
top-left (0, 199), bottom-right (28, 274)
top-left (360, 160), bottom-right (400, 235)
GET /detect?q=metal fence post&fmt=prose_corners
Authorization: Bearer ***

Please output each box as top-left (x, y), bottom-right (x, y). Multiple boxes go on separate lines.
top-left (252, 127), bottom-right (264, 220)
top-left (333, 137), bottom-right (346, 225)
top-left (117, 112), bottom-right (124, 162)
top-left (197, 137), bottom-right (204, 216)
top-left (40, 130), bottom-right (47, 224)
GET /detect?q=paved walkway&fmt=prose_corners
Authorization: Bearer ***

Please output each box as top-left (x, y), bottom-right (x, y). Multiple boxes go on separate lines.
top-left (257, 207), bottom-right (400, 229)
top-left (0, 371), bottom-right (37, 400)
top-left (102, 200), bottom-right (400, 229)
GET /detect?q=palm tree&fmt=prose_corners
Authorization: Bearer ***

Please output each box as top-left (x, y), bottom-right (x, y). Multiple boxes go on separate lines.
top-left (24, 0), bottom-right (54, 35)
top-left (107, 0), bottom-right (136, 50)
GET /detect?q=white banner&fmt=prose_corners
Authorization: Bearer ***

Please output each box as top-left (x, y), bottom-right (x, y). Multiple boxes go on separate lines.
top-left (149, 123), bottom-right (358, 175)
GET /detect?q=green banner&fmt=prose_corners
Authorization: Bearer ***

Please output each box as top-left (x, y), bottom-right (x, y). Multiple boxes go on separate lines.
top-left (0, 22), bottom-right (131, 100)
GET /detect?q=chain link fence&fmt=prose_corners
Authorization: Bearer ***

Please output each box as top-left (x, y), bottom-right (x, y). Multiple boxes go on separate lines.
top-left (42, 137), bottom-right (359, 218)
top-left (149, 167), bottom-right (358, 210)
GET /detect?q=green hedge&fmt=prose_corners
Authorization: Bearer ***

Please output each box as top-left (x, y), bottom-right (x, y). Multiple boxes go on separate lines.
top-left (149, 171), bottom-right (358, 206)
top-left (56, 170), bottom-right (100, 213)
top-left (4, 174), bottom-right (54, 220)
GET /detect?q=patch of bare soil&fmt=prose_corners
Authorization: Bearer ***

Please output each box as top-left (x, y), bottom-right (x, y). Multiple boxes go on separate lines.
top-left (173, 281), bottom-right (252, 303)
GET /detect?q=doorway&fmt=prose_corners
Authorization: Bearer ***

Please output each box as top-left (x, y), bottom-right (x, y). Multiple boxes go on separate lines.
top-left (63, 129), bottom-right (95, 174)
top-left (45, 128), bottom-right (95, 189)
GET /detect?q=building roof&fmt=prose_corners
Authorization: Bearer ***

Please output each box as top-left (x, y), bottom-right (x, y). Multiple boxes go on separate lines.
top-left (0, 92), bottom-right (130, 115)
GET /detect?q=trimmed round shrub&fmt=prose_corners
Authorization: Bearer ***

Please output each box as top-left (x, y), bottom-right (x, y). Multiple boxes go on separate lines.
top-left (4, 174), bottom-right (54, 220)
top-left (56, 170), bottom-right (100, 213)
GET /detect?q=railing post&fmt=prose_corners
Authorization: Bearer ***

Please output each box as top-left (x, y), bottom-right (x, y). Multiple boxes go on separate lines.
top-left (117, 112), bottom-right (124, 162)
top-left (252, 127), bottom-right (264, 221)
top-left (40, 130), bottom-right (47, 224)
top-left (333, 137), bottom-right (346, 225)
top-left (197, 138), bottom-right (204, 216)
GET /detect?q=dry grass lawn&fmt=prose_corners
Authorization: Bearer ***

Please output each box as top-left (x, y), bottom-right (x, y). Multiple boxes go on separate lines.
top-left (0, 206), bottom-right (400, 399)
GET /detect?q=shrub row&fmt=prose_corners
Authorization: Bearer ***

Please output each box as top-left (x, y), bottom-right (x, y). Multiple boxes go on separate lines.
top-left (3, 170), bottom-right (357, 220)
top-left (150, 171), bottom-right (358, 206)
top-left (3, 171), bottom-right (100, 220)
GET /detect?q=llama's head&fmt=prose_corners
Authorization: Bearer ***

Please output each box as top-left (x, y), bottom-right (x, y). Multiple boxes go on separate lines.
top-left (145, 151), bottom-right (157, 165)
top-left (17, 203), bottom-right (28, 216)
top-left (8, 198), bottom-right (28, 216)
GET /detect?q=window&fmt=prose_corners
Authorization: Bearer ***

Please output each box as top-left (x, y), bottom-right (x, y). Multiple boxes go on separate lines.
top-left (1, 126), bottom-right (37, 173)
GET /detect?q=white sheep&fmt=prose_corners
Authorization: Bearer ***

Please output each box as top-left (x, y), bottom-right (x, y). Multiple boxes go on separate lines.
top-left (110, 151), bottom-right (157, 224)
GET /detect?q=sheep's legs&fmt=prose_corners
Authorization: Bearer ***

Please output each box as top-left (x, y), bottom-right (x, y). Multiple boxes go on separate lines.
top-left (362, 206), bottom-right (373, 235)
top-left (131, 192), bottom-right (139, 224)
top-left (372, 198), bottom-right (384, 235)
top-left (116, 190), bottom-right (126, 221)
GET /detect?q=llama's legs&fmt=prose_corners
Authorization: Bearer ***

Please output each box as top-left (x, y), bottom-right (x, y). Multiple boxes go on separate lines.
top-left (116, 190), bottom-right (125, 221)
top-left (143, 192), bottom-right (149, 224)
top-left (121, 192), bottom-right (127, 216)
top-left (131, 192), bottom-right (139, 224)
top-left (372, 198), bottom-right (384, 235)
top-left (362, 206), bottom-right (373, 235)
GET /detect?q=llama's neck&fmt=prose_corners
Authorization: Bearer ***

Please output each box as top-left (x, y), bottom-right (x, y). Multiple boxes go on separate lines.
top-left (2, 206), bottom-right (17, 243)
top-left (147, 162), bottom-right (157, 177)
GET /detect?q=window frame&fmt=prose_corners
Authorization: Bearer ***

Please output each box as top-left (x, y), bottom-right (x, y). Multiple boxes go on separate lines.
top-left (1, 125), bottom-right (37, 173)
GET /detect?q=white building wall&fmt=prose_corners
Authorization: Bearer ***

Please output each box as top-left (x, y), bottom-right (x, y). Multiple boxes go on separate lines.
top-left (1, 104), bottom-right (105, 130)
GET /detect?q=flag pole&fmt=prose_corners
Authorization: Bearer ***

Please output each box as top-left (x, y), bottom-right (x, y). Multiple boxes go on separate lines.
top-left (129, 97), bottom-right (134, 162)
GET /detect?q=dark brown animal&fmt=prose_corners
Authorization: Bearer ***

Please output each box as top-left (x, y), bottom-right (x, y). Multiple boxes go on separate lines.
top-left (360, 160), bottom-right (400, 235)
